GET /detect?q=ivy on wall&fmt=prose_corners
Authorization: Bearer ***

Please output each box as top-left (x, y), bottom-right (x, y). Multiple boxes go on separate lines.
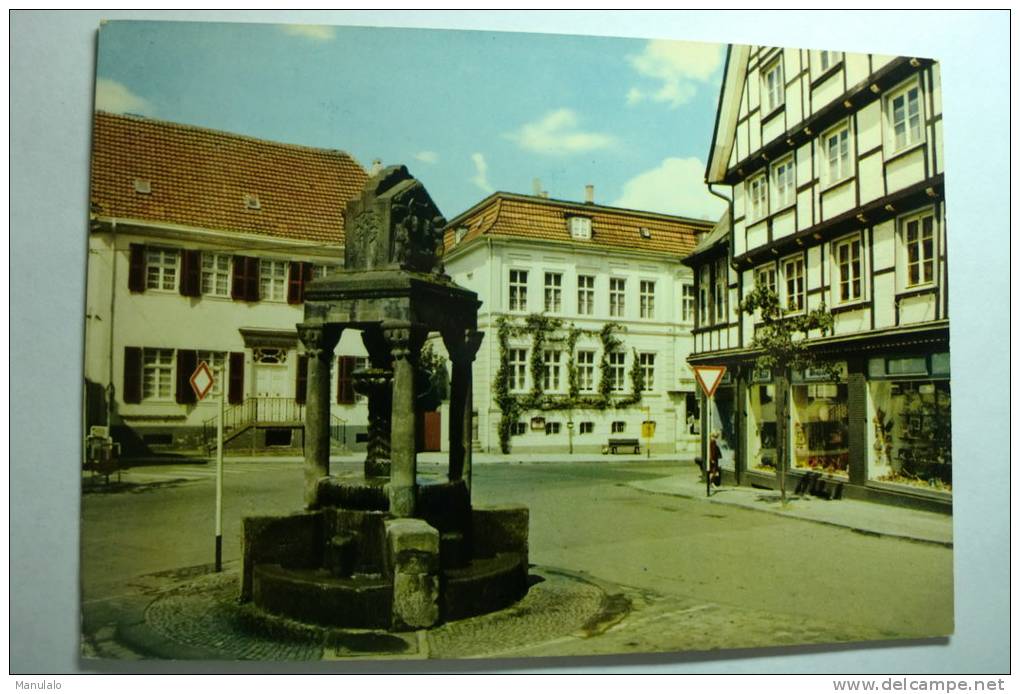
top-left (493, 313), bottom-right (644, 453)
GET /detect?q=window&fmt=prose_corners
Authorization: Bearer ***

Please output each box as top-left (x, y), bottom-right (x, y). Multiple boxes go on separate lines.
top-left (509, 349), bottom-right (528, 392)
top-left (902, 211), bottom-right (935, 287)
top-left (886, 80), bottom-right (924, 152)
top-left (577, 350), bottom-right (596, 392)
top-left (201, 253), bottom-right (231, 296)
top-left (511, 422), bottom-right (527, 436)
top-left (771, 156), bottom-right (795, 210)
top-left (818, 50), bottom-right (841, 73)
top-left (639, 353), bottom-right (655, 392)
top-left (782, 255), bottom-right (805, 312)
top-left (698, 266), bottom-right (711, 325)
top-left (756, 265), bottom-right (777, 294)
top-left (609, 277), bottom-right (626, 317)
top-left (142, 348), bottom-right (175, 400)
top-left (196, 351), bottom-right (226, 397)
top-left (145, 247), bottom-right (178, 291)
top-left (761, 57), bottom-right (785, 113)
top-left (714, 260), bottom-right (728, 323)
top-left (543, 350), bottom-right (562, 391)
top-left (509, 269), bottom-right (528, 311)
top-left (748, 173), bottom-right (768, 221)
top-left (608, 352), bottom-right (626, 392)
top-left (568, 216), bottom-right (592, 240)
top-left (579, 421), bottom-right (594, 435)
top-left (544, 272), bottom-right (563, 313)
top-left (681, 283), bottom-right (694, 322)
top-left (822, 122), bottom-right (852, 185)
top-left (611, 421), bottom-right (626, 434)
top-left (260, 259), bottom-right (288, 302)
top-left (833, 235), bottom-right (863, 303)
top-left (545, 421), bottom-right (562, 435)
top-left (577, 275), bottom-right (595, 315)
top-left (312, 265), bottom-right (329, 280)
top-left (639, 280), bottom-right (656, 319)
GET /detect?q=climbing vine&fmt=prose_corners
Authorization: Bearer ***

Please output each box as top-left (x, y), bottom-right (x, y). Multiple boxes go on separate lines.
top-left (494, 313), bottom-right (643, 453)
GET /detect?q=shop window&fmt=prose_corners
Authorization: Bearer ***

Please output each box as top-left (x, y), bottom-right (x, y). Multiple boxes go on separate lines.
top-left (747, 383), bottom-right (777, 474)
top-left (791, 381), bottom-right (849, 476)
top-left (869, 380), bottom-right (951, 493)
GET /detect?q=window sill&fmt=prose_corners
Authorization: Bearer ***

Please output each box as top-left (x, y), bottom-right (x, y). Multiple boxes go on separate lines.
top-left (897, 284), bottom-right (937, 300)
top-left (830, 299), bottom-right (867, 314)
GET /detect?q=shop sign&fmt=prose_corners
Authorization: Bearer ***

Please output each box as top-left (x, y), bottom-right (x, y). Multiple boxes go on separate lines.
top-left (641, 421), bottom-right (656, 438)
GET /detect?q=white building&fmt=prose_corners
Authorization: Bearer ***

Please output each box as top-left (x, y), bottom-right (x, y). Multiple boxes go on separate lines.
top-left (84, 112), bottom-right (373, 457)
top-left (441, 190), bottom-right (712, 455)
top-left (687, 45), bottom-right (950, 509)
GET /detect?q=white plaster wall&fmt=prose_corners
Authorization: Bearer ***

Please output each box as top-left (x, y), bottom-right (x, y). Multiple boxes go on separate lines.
top-left (856, 101), bottom-right (882, 152)
top-left (885, 147), bottom-right (926, 193)
top-left (772, 208), bottom-right (796, 239)
top-left (821, 180), bottom-right (855, 220)
top-left (858, 152), bottom-right (885, 204)
top-left (899, 294), bottom-right (936, 323)
top-left (873, 273), bottom-right (897, 328)
top-left (833, 308), bottom-right (869, 335)
top-left (844, 52), bottom-right (869, 87)
top-left (811, 72), bottom-right (843, 112)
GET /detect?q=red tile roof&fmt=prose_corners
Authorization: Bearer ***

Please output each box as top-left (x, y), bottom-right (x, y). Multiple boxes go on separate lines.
top-left (444, 193), bottom-right (710, 258)
top-left (90, 112), bottom-right (368, 244)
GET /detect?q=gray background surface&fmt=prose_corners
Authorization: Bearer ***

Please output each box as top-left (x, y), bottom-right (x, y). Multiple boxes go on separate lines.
top-left (9, 9), bottom-right (1010, 674)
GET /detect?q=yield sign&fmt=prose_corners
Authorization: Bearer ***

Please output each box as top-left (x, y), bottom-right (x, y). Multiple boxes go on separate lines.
top-left (190, 361), bottom-right (216, 401)
top-left (693, 365), bottom-right (727, 398)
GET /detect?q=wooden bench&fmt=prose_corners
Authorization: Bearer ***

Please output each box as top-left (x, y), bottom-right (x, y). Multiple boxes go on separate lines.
top-left (602, 438), bottom-right (640, 455)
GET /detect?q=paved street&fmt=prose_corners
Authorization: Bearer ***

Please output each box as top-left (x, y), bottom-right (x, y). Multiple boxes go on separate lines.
top-left (80, 456), bottom-right (953, 660)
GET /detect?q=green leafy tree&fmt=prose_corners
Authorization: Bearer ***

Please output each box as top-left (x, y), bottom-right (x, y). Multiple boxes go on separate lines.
top-left (415, 343), bottom-right (449, 412)
top-left (738, 284), bottom-right (835, 503)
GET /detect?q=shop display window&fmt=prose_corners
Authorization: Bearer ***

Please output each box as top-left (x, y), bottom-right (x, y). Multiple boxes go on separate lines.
top-left (869, 380), bottom-right (951, 493)
top-left (709, 385), bottom-right (738, 472)
top-left (747, 382), bottom-right (777, 474)
top-left (791, 382), bottom-right (849, 475)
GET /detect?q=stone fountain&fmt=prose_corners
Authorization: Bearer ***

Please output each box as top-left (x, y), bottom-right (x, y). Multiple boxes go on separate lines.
top-left (239, 166), bottom-right (529, 631)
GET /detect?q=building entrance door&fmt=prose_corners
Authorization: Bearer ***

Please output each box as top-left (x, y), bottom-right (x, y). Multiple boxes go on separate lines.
top-left (254, 360), bottom-right (288, 422)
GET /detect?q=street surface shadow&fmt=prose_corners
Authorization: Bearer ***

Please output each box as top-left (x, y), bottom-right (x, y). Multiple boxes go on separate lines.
top-left (82, 479), bottom-right (194, 495)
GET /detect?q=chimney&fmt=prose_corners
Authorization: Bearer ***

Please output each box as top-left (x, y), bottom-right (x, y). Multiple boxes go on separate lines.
top-left (532, 178), bottom-right (542, 196)
top-left (584, 184), bottom-right (594, 204)
top-left (369, 158), bottom-right (383, 176)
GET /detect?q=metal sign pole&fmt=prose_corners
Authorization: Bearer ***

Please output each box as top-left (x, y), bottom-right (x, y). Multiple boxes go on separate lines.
top-left (215, 390), bottom-right (224, 572)
top-left (707, 392), bottom-right (713, 498)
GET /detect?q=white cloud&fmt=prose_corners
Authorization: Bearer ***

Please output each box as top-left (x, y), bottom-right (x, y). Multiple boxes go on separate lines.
top-left (414, 151), bottom-right (439, 164)
top-left (470, 153), bottom-right (493, 193)
top-left (279, 24), bottom-right (336, 41)
top-left (612, 157), bottom-right (727, 220)
top-left (626, 40), bottom-right (724, 108)
top-left (505, 108), bottom-right (616, 156)
top-left (94, 78), bottom-right (153, 116)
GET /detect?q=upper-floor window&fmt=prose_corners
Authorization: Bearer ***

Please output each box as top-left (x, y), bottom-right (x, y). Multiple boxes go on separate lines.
top-left (714, 259), bottom-right (728, 323)
top-left (544, 272), bottom-right (563, 313)
top-left (142, 348), bottom-right (175, 401)
top-left (608, 352), bottom-right (626, 392)
top-left (568, 216), bottom-right (592, 240)
top-left (145, 247), bottom-right (179, 291)
top-left (817, 50), bottom-right (842, 73)
top-left (201, 253), bottom-right (231, 297)
top-left (886, 79), bottom-right (924, 153)
top-left (577, 274), bottom-right (595, 315)
top-left (698, 266), bottom-right (711, 326)
top-left (833, 234), bottom-right (863, 303)
top-left (260, 259), bottom-right (288, 302)
top-left (612, 420), bottom-right (626, 434)
top-left (639, 353), bottom-right (656, 392)
top-left (755, 264), bottom-right (777, 294)
top-left (509, 348), bottom-right (528, 392)
top-left (681, 283), bottom-right (694, 322)
top-left (771, 156), bottom-right (796, 210)
top-left (509, 269), bottom-right (528, 312)
top-left (781, 255), bottom-right (805, 313)
top-left (748, 173), bottom-right (768, 221)
top-left (609, 277), bottom-right (626, 317)
top-left (543, 350), bottom-right (562, 391)
top-left (577, 350), bottom-right (596, 392)
top-left (902, 210), bottom-right (935, 287)
top-left (822, 121), bottom-right (852, 186)
top-left (761, 56), bottom-right (785, 114)
top-left (639, 280), bottom-right (656, 319)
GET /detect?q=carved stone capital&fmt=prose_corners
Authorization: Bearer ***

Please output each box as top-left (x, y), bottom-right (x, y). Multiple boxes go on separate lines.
top-left (297, 322), bottom-right (340, 359)
top-left (382, 321), bottom-right (426, 362)
top-left (443, 328), bottom-right (485, 365)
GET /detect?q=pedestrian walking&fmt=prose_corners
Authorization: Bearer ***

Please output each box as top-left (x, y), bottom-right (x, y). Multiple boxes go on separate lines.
top-left (709, 431), bottom-right (722, 487)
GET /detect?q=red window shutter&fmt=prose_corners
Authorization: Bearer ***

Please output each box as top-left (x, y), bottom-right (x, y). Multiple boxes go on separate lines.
top-left (180, 250), bottom-right (201, 297)
top-left (231, 255), bottom-right (247, 300)
top-left (287, 262), bottom-right (303, 305)
top-left (123, 347), bottom-right (142, 404)
top-left (295, 354), bottom-right (308, 404)
top-left (246, 257), bottom-right (261, 301)
top-left (228, 352), bottom-right (245, 404)
top-left (176, 350), bottom-right (198, 404)
top-left (337, 356), bottom-right (356, 404)
top-left (128, 244), bottom-right (146, 293)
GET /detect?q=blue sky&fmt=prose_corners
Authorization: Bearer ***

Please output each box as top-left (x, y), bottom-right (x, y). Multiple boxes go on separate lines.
top-left (95, 20), bottom-right (728, 221)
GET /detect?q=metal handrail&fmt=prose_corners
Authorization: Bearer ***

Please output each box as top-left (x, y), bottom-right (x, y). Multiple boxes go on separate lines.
top-left (330, 414), bottom-right (347, 448)
top-left (203, 397), bottom-right (307, 449)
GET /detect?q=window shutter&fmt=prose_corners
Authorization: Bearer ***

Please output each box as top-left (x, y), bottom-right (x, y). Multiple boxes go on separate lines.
top-left (295, 354), bottom-right (308, 404)
top-left (228, 352), bottom-right (245, 404)
top-left (176, 349), bottom-right (198, 404)
top-left (123, 347), bottom-right (142, 404)
top-left (180, 250), bottom-right (201, 297)
top-left (337, 356), bottom-right (355, 404)
top-left (246, 257), bottom-right (260, 301)
top-left (231, 255), bottom-right (247, 300)
top-left (287, 262), bottom-right (303, 305)
top-left (128, 244), bottom-right (146, 293)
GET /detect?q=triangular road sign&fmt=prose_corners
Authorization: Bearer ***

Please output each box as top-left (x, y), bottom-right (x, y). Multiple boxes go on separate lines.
top-left (693, 365), bottom-right (727, 398)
